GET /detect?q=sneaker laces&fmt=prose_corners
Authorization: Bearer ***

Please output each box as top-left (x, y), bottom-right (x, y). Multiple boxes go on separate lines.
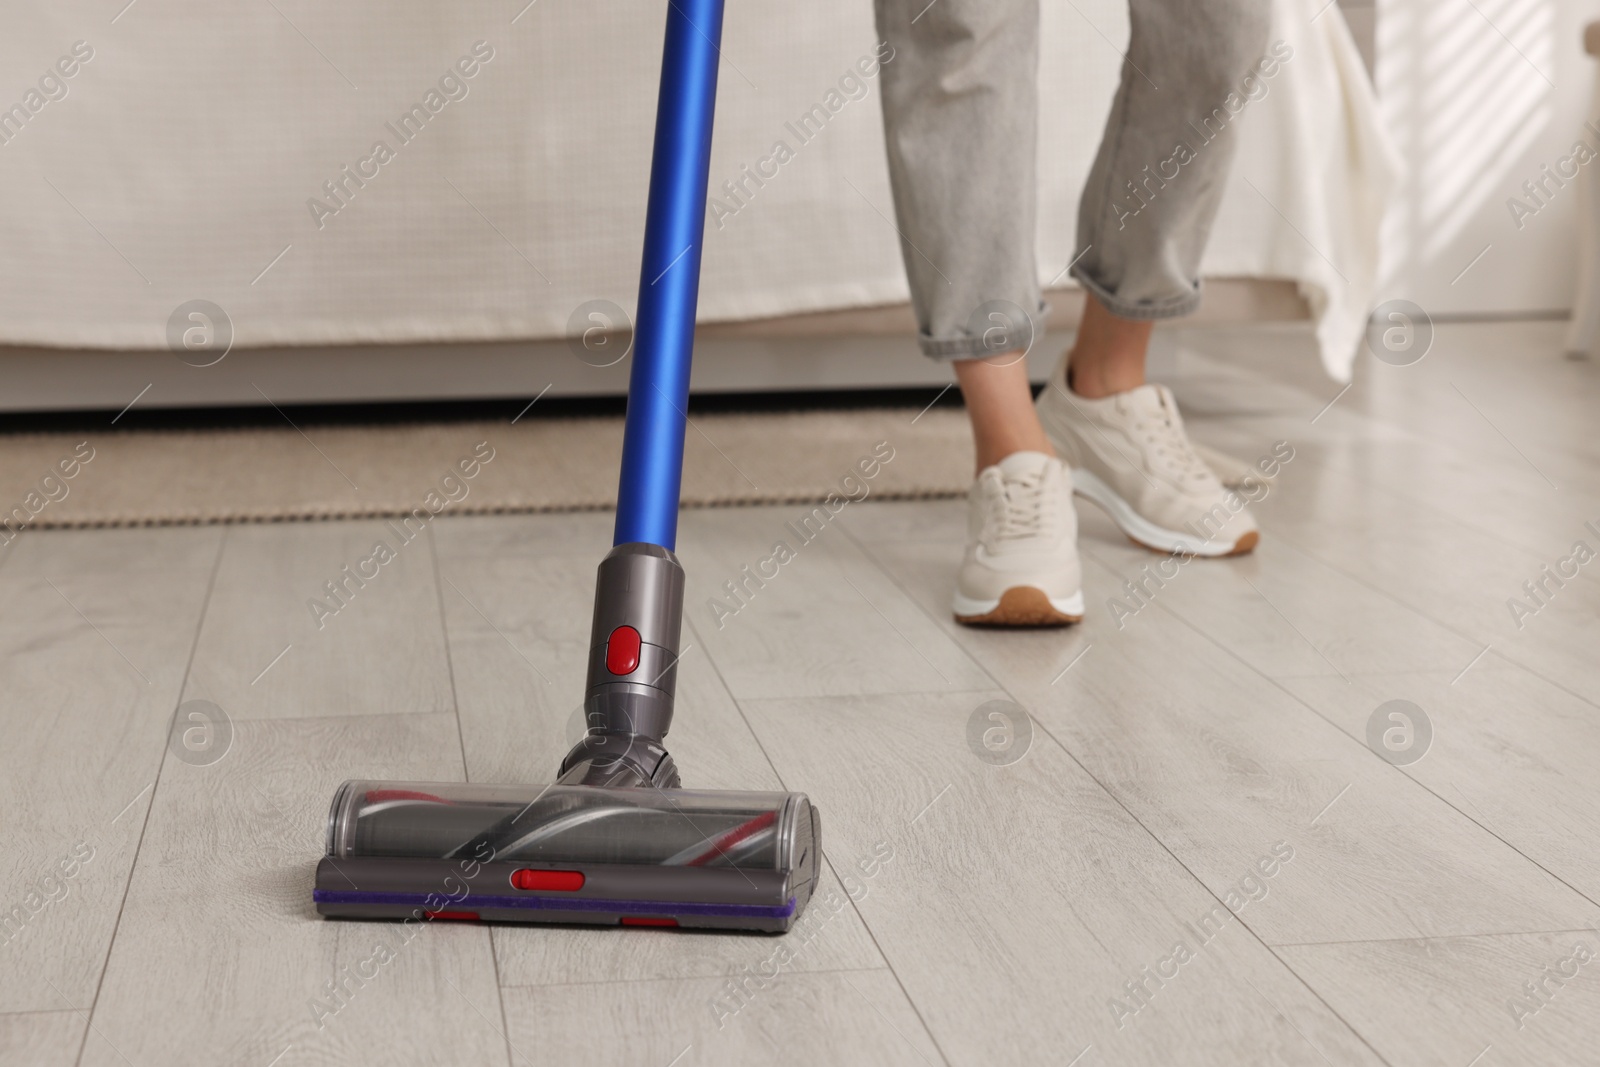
top-left (990, 464), bottom-right (1058, 544)
top-left (1129, 388), bottom-right (1215, 485)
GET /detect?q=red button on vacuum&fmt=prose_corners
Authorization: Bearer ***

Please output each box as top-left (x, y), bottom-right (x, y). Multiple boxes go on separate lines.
top-left (605, 625), bottom-right (641, 675)
top-left (511, 869), bottom-right (585, 891)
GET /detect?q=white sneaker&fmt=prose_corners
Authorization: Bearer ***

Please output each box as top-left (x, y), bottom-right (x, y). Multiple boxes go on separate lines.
top-left (953, 451), bottom-right (1084, 626)
top-left (1036, 371), bottom-right (1259, 557)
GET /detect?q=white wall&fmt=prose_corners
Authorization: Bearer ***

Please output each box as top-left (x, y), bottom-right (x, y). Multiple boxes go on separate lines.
top-left (1375, 0), bottom-right (1594, 314)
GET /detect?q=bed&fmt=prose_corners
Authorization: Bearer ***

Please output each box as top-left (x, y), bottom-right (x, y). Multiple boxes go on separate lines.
top-left (0, 0), bottom-right (1393, 403)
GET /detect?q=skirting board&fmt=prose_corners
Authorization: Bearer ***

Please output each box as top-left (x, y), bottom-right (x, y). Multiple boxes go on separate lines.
top-left (0, 279), bottom-right (1308, 412)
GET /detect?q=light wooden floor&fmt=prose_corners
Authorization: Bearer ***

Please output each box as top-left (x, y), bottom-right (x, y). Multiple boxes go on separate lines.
top-left (3, 320), bottom-right (1599, 1066)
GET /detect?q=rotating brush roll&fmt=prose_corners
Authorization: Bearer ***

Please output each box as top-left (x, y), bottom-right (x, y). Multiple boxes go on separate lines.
top-left (314, 781), bottom-right (821, 932)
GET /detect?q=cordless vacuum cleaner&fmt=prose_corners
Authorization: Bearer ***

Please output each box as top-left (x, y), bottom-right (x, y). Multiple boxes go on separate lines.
top-left (311, 0), bottom-right (820, 933)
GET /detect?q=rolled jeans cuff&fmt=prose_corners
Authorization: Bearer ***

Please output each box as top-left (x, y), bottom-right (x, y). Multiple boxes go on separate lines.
top-left (916, 300), bottom-right (1050, 361)
top-left (1071, 266), bottom-right (1202, 322)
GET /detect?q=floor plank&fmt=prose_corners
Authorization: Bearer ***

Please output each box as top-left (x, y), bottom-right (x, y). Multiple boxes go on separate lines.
top-left (1282, 665), bottom-right (1600, 908)
top-left (1170, 325), bottom-right (1600, 566)
top-left (1077, 517), bottom-right (1481, 679)
top-left (429, 512), bottom-right (606, 786)
top-left (674, 506), bottom-right (993, 699)
top-left (1260, 410), bottom-right (1600, 563)
top-left (1333, 321), bottom-right (1600, 488)
top-left (0, 1010), bottom-right (85, 1067)
top-left (180, 521), bottom-right (454, 720)
top-left (1278, 930), bottom-right (1600, 1067)
top-left (500, 970), bottom-right (943, 1067)
top-left (1173, 414), bottom-right (1600, 707)
top-left (1171, 320), bottom-right (1600, 490)
top-left (0, 527), bottom-right (218, 1013)
top-left (80, 713), bottom-right (508, 1067)
top-left (736, 688), bottom-right (1384, 1066)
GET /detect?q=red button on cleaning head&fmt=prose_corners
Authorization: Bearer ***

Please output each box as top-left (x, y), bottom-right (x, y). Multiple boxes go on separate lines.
top-left (511, 869), bottom-right (585, 892)
top-left (606, 625), bottom-right (641, 675)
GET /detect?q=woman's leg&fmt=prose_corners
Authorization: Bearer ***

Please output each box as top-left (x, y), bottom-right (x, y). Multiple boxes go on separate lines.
top-left (1065, 294), bottom-right (1154, 399)
top-left (876, 0), bottom-right (1081, 626)
top-left (1036, 0), bottom-right (1275, 558)
top-left (874, 0), bottom-right (1052, 477)
top-left (1064, 0), bottom-right (1273, 396)
top-left (873, 0), bottom-right (1043, 360)
top-left (1070, 0), bottom-right (1275, 323)
top-left (953, 355), bottom-right (1051, 473)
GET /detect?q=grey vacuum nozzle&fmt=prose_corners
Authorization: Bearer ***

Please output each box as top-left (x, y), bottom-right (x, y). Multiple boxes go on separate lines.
top-left (313, 781), bottom-right (821, 932)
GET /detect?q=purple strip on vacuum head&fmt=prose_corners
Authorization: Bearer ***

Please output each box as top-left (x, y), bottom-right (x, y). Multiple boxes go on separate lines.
top-left (313, 889), bottom-right (797, 920)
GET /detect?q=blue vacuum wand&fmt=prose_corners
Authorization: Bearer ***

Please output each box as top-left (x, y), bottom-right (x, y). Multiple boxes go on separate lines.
top-left (557, 0), bottom-right (724, 791)
top-left (313, 0), bottom-right (821, 933)
top-left (612, 0), bottom-right (723, 553)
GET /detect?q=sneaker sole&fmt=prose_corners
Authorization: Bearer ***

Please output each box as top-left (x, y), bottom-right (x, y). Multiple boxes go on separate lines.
top-left (1072, 468), bottom-right (1258, 558)
top-left (953, 586), bottom-right (1084, 627)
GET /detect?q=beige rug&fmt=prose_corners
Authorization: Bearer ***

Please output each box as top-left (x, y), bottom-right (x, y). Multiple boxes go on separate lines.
top-left (0, 408), bottom-right (973, 529)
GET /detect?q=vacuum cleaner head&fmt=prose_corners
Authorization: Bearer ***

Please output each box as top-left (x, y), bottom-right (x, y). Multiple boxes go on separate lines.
top-left (313, 781), bottom-right (821, 932)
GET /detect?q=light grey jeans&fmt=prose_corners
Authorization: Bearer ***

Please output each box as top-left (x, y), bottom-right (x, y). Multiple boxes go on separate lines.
top-left (872, 0), bottom-right (1274, 358)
